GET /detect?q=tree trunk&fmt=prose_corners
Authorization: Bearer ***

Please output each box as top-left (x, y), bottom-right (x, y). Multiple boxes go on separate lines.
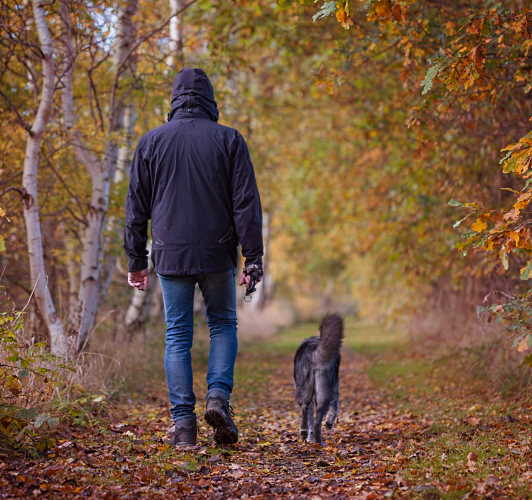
top-left (75, 162), bottom-right (113, 352)
top-left (60, 0), bottom-right (139, 353)
top-left (100, 100), bottom-right (137, 302)
top-left (167, 0), bottom-right (185, 68)
top-left (22, 0), bottom-right (68, 357)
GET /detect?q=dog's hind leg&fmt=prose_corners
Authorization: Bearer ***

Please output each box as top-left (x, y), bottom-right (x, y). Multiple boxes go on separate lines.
top-left (305, 402), bottom-right (316, 442)
top-left (325, 384), bottom-right (339, 429)
top-left (312, 402), bottom-right (328, 444)
top-left (300, 404), bottom-right (311, 440)
top-left (310, 372), bottom-right (332, 444)
top-left (326, 363), bottom-right (340, 429)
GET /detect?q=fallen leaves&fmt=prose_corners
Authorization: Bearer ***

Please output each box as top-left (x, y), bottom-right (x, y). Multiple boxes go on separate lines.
top-left (1, 343), bottom-right (530, 499)
top-left (466, 451), bottom-right (478, 472)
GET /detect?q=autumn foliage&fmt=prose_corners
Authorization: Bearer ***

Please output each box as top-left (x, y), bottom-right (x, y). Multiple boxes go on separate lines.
top-left (0, 0), bottom-right (530, 472)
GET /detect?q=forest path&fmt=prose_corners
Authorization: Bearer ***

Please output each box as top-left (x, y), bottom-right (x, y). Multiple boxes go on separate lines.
top-left (2, 322), bottom-right (530, 498)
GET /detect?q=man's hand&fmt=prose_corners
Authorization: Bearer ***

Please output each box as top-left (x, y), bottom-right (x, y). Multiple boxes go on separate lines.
top-left (239, 263), bottom-right (263, 296)
top-left (239, 274), bottom-right (251, 287)
top-left (128, 269), bottom-right (149, 291)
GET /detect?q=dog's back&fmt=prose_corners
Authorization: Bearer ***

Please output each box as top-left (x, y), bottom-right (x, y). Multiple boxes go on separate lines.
top-left (293, 314), bottom-right (343, 444)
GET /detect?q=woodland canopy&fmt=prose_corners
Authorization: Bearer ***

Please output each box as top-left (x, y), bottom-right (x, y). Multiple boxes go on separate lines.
top-left (0, 1), bottom-right (530, 378)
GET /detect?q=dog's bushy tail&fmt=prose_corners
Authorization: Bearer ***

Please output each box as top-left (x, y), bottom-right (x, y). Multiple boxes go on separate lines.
top-left (317, 313), bottom-right (344, 362)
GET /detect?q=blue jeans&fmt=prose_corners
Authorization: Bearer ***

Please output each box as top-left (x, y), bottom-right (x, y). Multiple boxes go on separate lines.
top-left (157, 268), bottom-right (237, 422)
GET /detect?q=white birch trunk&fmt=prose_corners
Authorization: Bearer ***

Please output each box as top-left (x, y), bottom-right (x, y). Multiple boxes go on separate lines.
top-left (75, 164), bottom-right (112, 352)
top-left (124, 241), bottom-right (153, 327)
top-left (99, 0), bottom-right (140, 308)
top-left (22, 0), bottom-right (68, 357)
top-left (60, 0), bottom-right (138, 353)
top-left (65, 234), bottom-right (79, 320)
top-left (99, 103), bottom-right (137, 302)
top-left (167, 0), bottom-right (184, 68)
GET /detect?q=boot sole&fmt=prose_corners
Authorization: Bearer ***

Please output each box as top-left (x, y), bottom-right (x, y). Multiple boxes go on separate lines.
top-left (204, 408), bottom-right (238, 445)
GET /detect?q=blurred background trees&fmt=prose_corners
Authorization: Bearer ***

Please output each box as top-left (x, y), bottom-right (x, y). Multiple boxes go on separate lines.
top-left (0, 0), bottom-right (529, 366)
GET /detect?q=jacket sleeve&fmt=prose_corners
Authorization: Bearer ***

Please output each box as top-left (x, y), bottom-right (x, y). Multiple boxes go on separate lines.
top-left (230, 131), bottom-right (263, 267)
top-left (124, 137), bottom-right (152, 272)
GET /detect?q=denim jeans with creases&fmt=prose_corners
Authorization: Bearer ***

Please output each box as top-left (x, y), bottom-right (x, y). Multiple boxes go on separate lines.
top-left (157, 269), bottom-right (237, 422)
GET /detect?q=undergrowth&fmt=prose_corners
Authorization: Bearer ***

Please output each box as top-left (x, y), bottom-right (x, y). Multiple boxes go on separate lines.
top-left (0, 312), bottom-right (106, 457)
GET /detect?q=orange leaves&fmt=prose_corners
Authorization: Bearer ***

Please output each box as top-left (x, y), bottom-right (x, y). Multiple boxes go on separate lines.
top-left (374, 0), bottom-right (392, 19)
top-left (5, 374), bottom-right (23, 395)
top-left (508, 13), bottom-right (527, 35)
top-left (335, 2), bottom-right (353, 30)
top-left (469, 45), bottom-right (484, 70)
top-left (366, 0), bottom-right (407, 24)
top-left (500, 133), bottom-right (532, 176)
top-left (454, 130), bottom-right (532, 276)
top-left (466, 18), bottom-right (484, 36)
top-left (471, 218), bottom-right (487, 232)
top-left (503, 192), bottom-right (531, 222)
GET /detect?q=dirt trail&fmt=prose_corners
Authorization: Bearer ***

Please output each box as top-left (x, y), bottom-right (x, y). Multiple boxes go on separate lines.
top-left (1, 341), bottom-right (529, 498)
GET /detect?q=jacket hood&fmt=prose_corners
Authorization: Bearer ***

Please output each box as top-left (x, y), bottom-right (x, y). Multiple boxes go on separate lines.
top-left (168, 68), bottom-right (219, 122)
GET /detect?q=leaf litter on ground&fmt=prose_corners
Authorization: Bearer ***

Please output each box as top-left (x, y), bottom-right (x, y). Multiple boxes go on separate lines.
top-left (0, 333), bottom-right (530, 499)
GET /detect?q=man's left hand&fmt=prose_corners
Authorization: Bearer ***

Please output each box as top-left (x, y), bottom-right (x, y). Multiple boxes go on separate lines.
top-left (128, 269), bottom-right (149, 291)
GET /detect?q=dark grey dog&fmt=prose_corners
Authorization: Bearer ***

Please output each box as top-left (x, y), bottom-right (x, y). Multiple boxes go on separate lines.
top-left (293, 314), bottom-right (343, 444)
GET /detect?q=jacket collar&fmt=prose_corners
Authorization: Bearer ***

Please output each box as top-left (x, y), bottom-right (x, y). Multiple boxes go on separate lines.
top-left (168, 107), bottom-right (213, 121)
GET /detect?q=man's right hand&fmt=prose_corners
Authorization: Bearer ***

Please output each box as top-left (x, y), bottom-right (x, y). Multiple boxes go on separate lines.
top-left (239, 263), bottom-right (263, 296)
top-left (239, 273), bottom-right (251, 287)
top-left (128, 269), bottom-right (149, 291)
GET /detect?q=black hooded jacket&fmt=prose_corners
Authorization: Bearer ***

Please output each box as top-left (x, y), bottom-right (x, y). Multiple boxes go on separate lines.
top-left (124, 68), bottom-right (263, 275)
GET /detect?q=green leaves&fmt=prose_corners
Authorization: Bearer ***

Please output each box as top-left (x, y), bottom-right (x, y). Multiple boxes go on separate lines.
top-left (312, 1), bottom-right (336, 22)
top-left (421, 62), bottom-right (443, 95)
top-left (448, 199), bottom-right (463, 207)
top-left (520, 261), bottom-right (532, 280)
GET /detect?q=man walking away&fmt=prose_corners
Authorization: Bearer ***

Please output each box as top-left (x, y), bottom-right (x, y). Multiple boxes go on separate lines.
top-left (124, 68), bottom-right (263, 447)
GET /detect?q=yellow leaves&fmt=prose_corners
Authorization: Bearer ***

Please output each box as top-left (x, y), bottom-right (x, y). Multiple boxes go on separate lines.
top-left (485, 239), bottom-right (495, 251)
top-left (5, 375), bottom-right (22, 396)
top-left (502, 193), bottom-right (531, 223)
top-left (335, 2), bottom-right (353, 30)
top-left (368, 0), bottom-right (406, 24)
top-left (0, 207), bottom-right (5, 217)
top-left (509, 14), bottom-right (527, 35)
top-left (507, 231), bottom-right (520, 247)
top-left (391, 4), bottom-right (406, 23)
top-left (471, 218), bottom-right (487, 232)
top-left (522, 39), bottom-right (532, 57)
top-left (463, 67), bottom-right (480, 90)
top-left (513, 192), bottom-right (531, 211)
top-left (466, 18), bottom-right (484, 36)
top-left (374, 0), bottom-right (392, 19)
top-left (469, 45), bottom-right (484, 70)
top-left (501, 133), bottom-right (532, 176)
top-left (335, 6), bottom-right (347, 23)
top-left (445, 21), bottom-right (456, 36)
top-left (516, 336), bottom-right (529, 353)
